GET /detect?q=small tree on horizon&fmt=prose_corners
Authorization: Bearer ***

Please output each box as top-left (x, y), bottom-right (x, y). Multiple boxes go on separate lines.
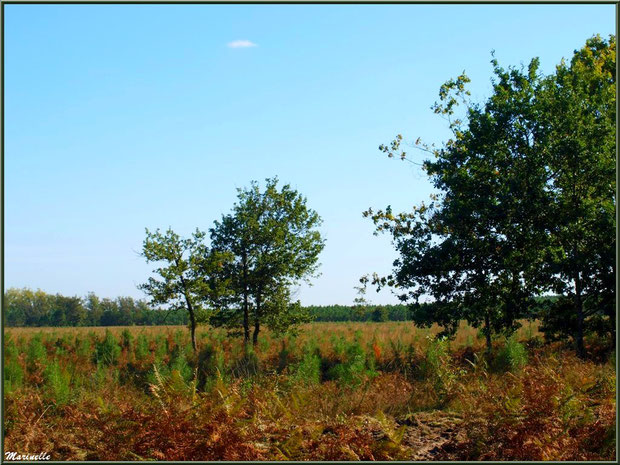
top-left (139, 227), bottom-right (232, 352)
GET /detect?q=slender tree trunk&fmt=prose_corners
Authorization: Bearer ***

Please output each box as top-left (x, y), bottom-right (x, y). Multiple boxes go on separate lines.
top-left (253, 319), bottom-right (260, 346)
top-left (570, 184), bottom-right (586, 359)
top-left (243, 294), bottom-right (250, 345)
top-left (253, 292), bottom-right (261, 346)
top-left (179, 276), bottom-right (197, 353)
top-left (574, 270), bottom-right (585, 358)
top-left (484, 312), bottom-right (492, 354)
top-left (242, 254), bottom-right (250, 345)
top-left (189, 309), bottom-right (197, 353)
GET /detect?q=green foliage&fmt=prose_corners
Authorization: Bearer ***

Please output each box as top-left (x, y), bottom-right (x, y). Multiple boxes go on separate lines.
top-left (4, 357), bottom-right (24, 395)
top-left (535, 35), bottom-right (616, 356)
top-left (231, 347), bottom-right (260, 378)
top-left (371, 306), bottom-right (389, 322)
top-left (75, 335), bottom-right (92, 358)
top-left (495, 335), bottom-right (528, 372)
top-left (94, 330), bottom-right (121, 366)
top-left (169, 352), bottom-right (193, 383)
top-left (418, 336), bottom-right (457, 400)
top-left (327, 332), bottom-right (377, 387)
top-left (210, 177), bottom-right (325, 342)
top-left (4, 288), bottom-right (417, 327)
top-left (292, 341), bottom-right (321, 386)
top-left (120, 329), bottom-right (134, 350)
top-left (365, 35), bottom-right (616, 354)
top-left (135, 333), bottom-right (150, 361)
top-left (4, 287), bottom-right (189, 327)
top-left (147, 361), bottom-right (170, 386)
top-left (44, 360), bottom-right (71, 406)
top-left (139, 227), bottom-right (233, 351)
top-left (26, 333), bottom-right (47, 370)
top-left (154, 334), bottom-right (167, 361)
top-left (307, 304), bottom-right (412, 322)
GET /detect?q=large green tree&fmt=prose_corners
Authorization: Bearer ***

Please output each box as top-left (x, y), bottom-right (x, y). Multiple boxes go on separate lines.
top-left (210, 178), bottom-right (325, 345)
top-left (366, 36), bottom-right (615, 354)
top-left (537, 35), bottom-right (616, 356)
top-left (366, 61), bottom-right (549, 350)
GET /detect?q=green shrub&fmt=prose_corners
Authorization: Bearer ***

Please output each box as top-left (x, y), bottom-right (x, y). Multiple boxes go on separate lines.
top-left (26, 334), bottom-right (47, 370)
top-left (94, 330), bottom-right (121, 366)
top-left (196, 344), bottom-right (219, 390)
top-left (169, 352), bottom-right (192, 383)
top-left (231, 347), bottom-right (260, 378)
top-left (330, 334), bottom-right (347, 357)
top-left (154, 334), bottom-right (167, 361)
top-left (54, 334), bottom-right (72, 356)
top-left (173, 330), bottom-right (193, 358)
top-left (75, 336), bottom-right (92, 358)
top-left (495, 335), bottom-right (528, 372)
top-left (135, 333), bottom-right (150, 361)
top-left (418, 336), bottom-right (457, 400)
top-left (44, 360), bottom-right (71, 406)
top-left (292, 341), bottom-right (321, 386)
top-left (90, 362), bottom-right (108, 390)
top-left (327, 335), bottom-right (376, 387)
top-left (147, 361), bottom-right (170, 388)
top-left (257, 335), bottom-right (269, 352)
top-left (4, 358), bottom-right (24, 394)
top-left (4, 337), bottom-right (19, 359)
top-left (121, 329), bottom-right (134, 350)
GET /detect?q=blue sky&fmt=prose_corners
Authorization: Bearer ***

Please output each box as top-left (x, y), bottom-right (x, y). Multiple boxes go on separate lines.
top-left (4, 4), bottom-right (615, 305)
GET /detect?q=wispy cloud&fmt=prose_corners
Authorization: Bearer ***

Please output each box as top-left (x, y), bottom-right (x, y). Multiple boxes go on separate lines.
top-left (227, 40), bottom-right (258, 48)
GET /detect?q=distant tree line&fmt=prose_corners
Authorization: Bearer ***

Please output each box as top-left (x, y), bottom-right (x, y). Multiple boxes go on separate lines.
top-left (306, 304), bottom-right (412, 322)
top-left (3, 288), bottom-right (423, 327)
top-left (3, 288), bottom-right (189, 327)
top-left (3, 288), bottom-right (565, 328)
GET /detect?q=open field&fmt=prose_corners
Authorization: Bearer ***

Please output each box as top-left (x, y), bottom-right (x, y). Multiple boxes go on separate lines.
top-left (4, 322), bottom-right (616, 461)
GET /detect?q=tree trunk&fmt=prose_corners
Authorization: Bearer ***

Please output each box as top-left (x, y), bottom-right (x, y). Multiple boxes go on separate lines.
top-left (253, 319), bottom-right (260, 346)
top-left (574, 270), bottom-right (585, 358)
top-left (484, 312), bottom-right (492, 354)
top-left (179, 274), bottom-right (197, 353)
top-left (242, 254), bottom-right (250, 345)
top-left (253, 292), bottom-right (261, 346)
top-left (189, 310), bottom-right (197, 353)
top-left (243, 295), bottom-right (250, 345)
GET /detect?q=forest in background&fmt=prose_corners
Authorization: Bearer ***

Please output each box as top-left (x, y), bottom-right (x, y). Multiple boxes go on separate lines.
top-left (3, 288), bottom-right (416, 326)
top-left (4, 288), bottom-right (563, 327)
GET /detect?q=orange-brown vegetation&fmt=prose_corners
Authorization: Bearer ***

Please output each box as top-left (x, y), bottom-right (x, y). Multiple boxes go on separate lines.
top-left (3, 322), bottom-right (615, 461)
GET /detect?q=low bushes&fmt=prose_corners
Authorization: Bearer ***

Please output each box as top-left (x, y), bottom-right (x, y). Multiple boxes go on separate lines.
top-left (3, 324), bottom-right (615, 461)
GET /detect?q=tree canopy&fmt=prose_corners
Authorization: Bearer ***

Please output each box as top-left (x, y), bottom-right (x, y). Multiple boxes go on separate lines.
top-left (139, 228), bottom-right (232, 351)
top-left (366, 35), bottom-right (615, 355)
top-left (210, 178), bottom-right (325, 344)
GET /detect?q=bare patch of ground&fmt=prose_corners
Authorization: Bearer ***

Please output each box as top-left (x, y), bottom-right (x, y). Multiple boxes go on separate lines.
top-left (399, 411), bottom-right (466, 460)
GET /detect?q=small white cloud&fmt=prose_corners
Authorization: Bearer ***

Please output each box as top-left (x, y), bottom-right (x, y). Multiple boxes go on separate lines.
top-left (227, 40), bottom-right (258, 48)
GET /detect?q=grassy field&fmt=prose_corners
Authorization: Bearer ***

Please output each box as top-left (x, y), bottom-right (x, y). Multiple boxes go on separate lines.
top-left (4, 322), bottom-right (616, 461)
